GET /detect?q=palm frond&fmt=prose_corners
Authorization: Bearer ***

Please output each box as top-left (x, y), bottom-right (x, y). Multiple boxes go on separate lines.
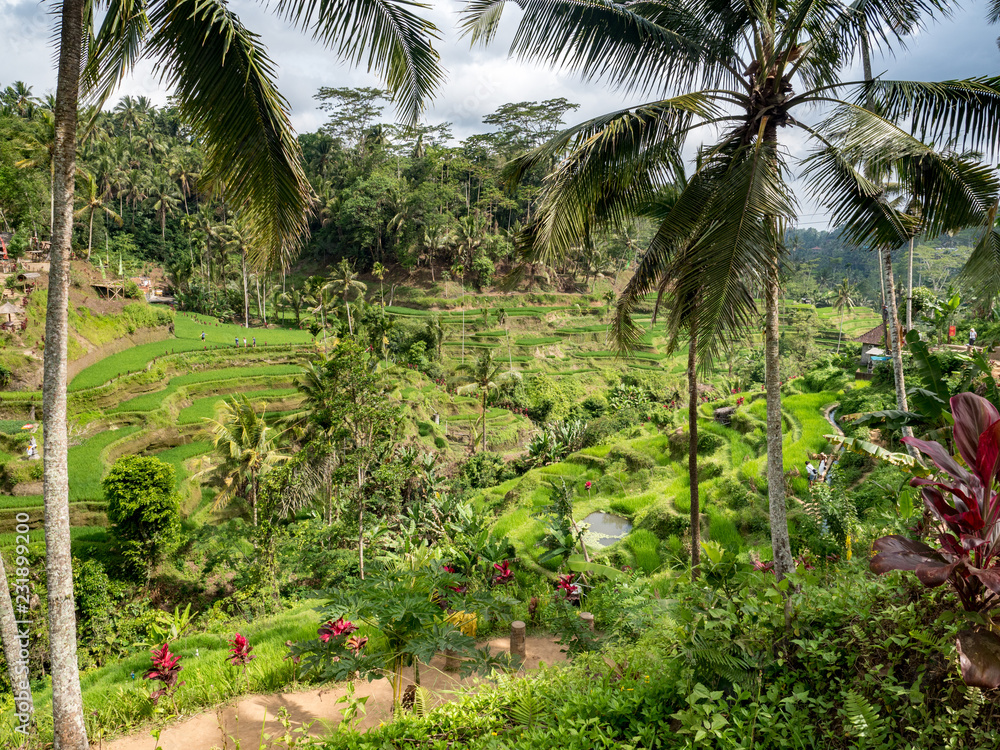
top-left (460, 0), bottom-right (743, 98)
top-left (146, 0), bottom-right (312, 269)
top-left (82, 0), bottom-right (151, 111)
top-left (960, 201), bottom-right (1000, 300)
top-left (269, 0), bottom-right (442, 123)
top-left (803, 104), bottom-right (999, 248)
top-left (861, 78), bottom-right (1000, 161)
top-left (507, 94), bottom-right (720, 273)
top-left (612, 134), bottom-right (791, 367)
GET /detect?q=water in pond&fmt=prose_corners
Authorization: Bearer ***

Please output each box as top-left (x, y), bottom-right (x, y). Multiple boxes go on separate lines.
top-left (581, 512), bottom-right (632, 547)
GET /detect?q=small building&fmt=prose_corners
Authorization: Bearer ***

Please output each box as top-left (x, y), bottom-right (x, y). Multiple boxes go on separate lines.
top-left (853, 323), bottom-right (907, 368)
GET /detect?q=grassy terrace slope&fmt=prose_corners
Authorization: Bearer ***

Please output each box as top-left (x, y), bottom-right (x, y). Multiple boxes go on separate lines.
top-left (479, 386), bottom-right (844, 575)
top-left (70, 311), bottom-right (314, 390)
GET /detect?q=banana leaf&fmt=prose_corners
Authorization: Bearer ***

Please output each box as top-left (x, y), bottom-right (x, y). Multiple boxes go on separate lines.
top-left (825, 434), bottom-right (932, 477)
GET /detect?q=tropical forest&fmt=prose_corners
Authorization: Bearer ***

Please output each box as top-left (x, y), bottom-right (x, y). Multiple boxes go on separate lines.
top-left (1, 1), bottom-right (1000, 748)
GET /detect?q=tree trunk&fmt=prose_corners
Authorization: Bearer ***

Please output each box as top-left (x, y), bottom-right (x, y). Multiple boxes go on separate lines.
top-left (86, 210), bottom-right (93, 260)
top-left (906, 237), bottom-right (914, 331)
top-left (241, 249), bottom-right (250, 328)
top-left (836, 306), bottom-right (844, 355)
top-left (883, 248), bottom-right (916, 455)
top-left (481, 390), bottom-right (487, 452)
top-left (0, 550), bottom-right (33, 742)
top-left (687, 324), bottom-right (700, 582)
top-left (765, 265), bottom-right (794, 580)
top-left (46, 1), bottom-right (90, 747)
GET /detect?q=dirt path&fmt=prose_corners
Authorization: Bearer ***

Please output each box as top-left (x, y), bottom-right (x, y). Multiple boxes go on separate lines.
top-left (104, 636), bottom-right (566, 750)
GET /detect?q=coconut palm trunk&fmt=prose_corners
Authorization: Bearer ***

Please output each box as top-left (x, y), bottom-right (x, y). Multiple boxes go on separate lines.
top-left (46, 0), bottom-right (90, 747)
top-left (906, 237), bottom-right (915, 331)
top-left (765, 263), bottom-right (794, 578)
top-left (0, 550), bottom-right (33, 738)
top-left (883, 248), bottom-right (916, 454)
top-left (836, 304), bottom-right (845, 354)
top-left (687, 322), bottom-right (700, 581)
top-left (241, 248), bottom-right (250, 328)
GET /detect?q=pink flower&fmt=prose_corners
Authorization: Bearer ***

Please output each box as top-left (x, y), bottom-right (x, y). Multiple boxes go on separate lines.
top-left (318, 616), bottom-right (358, 642)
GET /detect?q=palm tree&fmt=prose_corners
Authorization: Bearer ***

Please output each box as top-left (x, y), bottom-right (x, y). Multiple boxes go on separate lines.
top-left (278, 287), bottom-right (312, 327)
top-left (73, 173), bottom-right (122, 259)
top-left (464, 0), bottom-right (1000, 579)
top-left (456, 350), bottom-right (520, 452)
top-left (372, 261), bottom-right (387, 312)
top-left (205, 395), bottom-right (286, 527)
top-left (14, 109), bottom-right (57, 233)
top-left (145, 169), bottom-right (182, 240)
top-left (324, 259), bottom-right (367, 335)
top-left (45, 1), bottom-right (442, 745)
top-left (831, 278), bottom-right (858, 355)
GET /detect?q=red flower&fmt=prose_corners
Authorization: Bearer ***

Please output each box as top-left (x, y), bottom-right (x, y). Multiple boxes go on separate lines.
top-left (227, 633), bottom-right (256, 667)
top-left (318, 616), bottom-right (358, 642)
top-left (585, 481), bottom-right (592, 490)
top-left (556, 574), bottom-right (581, 602)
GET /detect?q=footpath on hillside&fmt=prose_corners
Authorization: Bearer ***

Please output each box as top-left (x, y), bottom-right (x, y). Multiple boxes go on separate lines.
top-left (105, 635), bottom-right (566, 750)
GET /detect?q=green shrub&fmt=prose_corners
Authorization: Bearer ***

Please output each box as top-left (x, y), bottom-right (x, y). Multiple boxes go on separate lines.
top-left (103, 455), bottom-right (181, 580)
top-left (607, 444), bottom-right (655, 472)
top-left (697, 432), bottom-right (725, 455)
top-left (0, 364), bottom-right (11, 389)
top-left (698, 458), bottom-right (725, 481)
top-left (634, 499), bottom-right (689, 538)
top-left (457, 452), bottom-right (516, 489)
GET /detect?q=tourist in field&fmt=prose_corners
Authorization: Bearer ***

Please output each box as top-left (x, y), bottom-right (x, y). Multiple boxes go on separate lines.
top-left (969, 327), bottom-right (977, 347)
top-left (201, 331), bottom-right (206, 341)
top-left (805, 461), bottom-right (817, 483)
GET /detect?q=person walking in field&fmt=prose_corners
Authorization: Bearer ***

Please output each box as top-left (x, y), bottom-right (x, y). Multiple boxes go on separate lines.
top-left (235, 336), bottom-right (239, 347)
top-left (201, 331), bottom-right (206, 342)
top-left (969, 327), bottom-right (978, 348)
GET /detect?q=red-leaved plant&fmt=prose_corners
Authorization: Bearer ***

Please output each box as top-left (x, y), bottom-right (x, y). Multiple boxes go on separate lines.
top-left (492, 560), bottom-right (514, 585)
top-left (318, 616), bottom-right (358, 643)
top-left (144, 642), bottom-right (184, 709)
top-left (228, 633), bottom-right (256, 692)
top-left (871, 392), bottom-right (1000, 688)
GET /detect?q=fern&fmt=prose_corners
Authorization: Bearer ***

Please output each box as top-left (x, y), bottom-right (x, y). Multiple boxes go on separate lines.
top-left (844, 691), bottom-right (885, 741)
top-left (510, 683), bottom-right (546, 729)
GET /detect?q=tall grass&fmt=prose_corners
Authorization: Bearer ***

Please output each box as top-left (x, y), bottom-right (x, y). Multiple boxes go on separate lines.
top-left (625, 529), bottom-right (661, 573)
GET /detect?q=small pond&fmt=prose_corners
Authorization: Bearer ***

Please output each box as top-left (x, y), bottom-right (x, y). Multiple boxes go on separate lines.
top-left (581, 511), bottom-right (633, 548)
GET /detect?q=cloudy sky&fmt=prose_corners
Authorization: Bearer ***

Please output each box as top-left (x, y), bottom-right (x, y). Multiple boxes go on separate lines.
top-left (1, 0), bottom-right (997, 226)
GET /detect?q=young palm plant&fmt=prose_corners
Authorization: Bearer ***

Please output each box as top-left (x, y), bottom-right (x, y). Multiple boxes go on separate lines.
top-left (462, 0), bottom-right (1000, 577)
top-left (456, 350), bottom-right (521, 452)
top-left (205, 394), bottom-right (287, 528)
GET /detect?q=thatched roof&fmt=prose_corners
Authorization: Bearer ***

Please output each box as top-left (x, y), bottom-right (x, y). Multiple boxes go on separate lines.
top-left (0, 302), bottom-right (20, 315)
top-left (853, 324), bottom-right (885, 345)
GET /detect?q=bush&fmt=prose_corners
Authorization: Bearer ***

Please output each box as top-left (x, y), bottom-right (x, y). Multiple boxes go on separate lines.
top-left (123, 280), bottom-right (143, 299)
top-left (457, 451), bottom-right (516, 489)
top-left (607, 444), bottom-right (655, 472)
top-left (634, 499), bottom-right (690, 538)
top-left (697, 432), bottom-right (725, 455)
top-left (103, 455), bottom-right (181, 580)
top-left (0, 363), bottom-right (11, 389)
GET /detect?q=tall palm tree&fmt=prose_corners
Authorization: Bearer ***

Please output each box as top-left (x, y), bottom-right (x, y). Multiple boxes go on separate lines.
top-left (831, 278), bottom-right (858, 355)
top-left (145, 168), bottom-right (182, 240)
top-left (324, 259), bottom-right (367, 335)
top-left (456, 350), bottom-right (520, 451)
top-left (45, 1), bottom-right (442, 746)
top-left (463, 0), bottom-right (1000, 579)
top-left (73, 173), bottom-right (122, 259)
top-left (14, 109), bottom-right (57, 233)
top-left (205, 395), bottom-right (286, 527)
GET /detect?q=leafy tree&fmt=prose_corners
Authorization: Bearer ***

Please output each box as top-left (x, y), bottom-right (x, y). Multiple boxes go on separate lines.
top-left (464, 0), bottom-right (1000, 578)
top-left (103, 455), bottom-right (181, 580)
top-left (314, 86), bottom-right (389, 150)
